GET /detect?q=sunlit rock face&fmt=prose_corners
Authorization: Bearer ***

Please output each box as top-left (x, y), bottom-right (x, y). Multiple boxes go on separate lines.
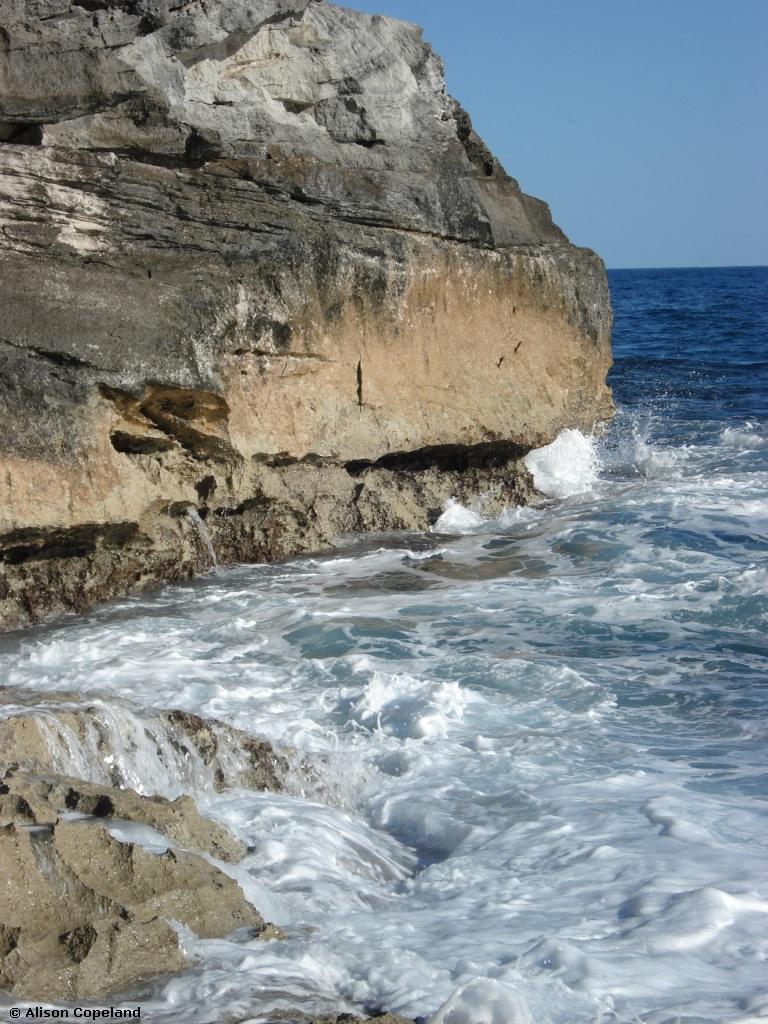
top-left (0, 0), bottom-right (612, 628)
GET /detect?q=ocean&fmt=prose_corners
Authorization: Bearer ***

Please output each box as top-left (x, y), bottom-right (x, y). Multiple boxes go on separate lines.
top-left (1, 266), bottom-right (766, 1023)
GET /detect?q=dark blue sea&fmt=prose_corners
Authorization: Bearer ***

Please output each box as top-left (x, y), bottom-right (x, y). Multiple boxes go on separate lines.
top-left (610, 265), bottom-right (768, 443)
top-left (1, 267), bottom-right (766, 1023)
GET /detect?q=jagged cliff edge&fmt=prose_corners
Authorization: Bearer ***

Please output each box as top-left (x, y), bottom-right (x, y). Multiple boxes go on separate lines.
top-left (0, 0), bottom-right (612, 629)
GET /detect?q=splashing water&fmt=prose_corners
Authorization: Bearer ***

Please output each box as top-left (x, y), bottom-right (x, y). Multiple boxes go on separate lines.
top-left (0, 267), bottom-right (767, 1023)
top-left (432, 499), bottom-right (487, 534)
top-left (524, 426), bottom-right (600, 498)
top-left (428, 978), bottom-right (531, 1024)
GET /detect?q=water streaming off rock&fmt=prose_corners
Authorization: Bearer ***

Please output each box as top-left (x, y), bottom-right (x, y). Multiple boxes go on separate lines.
top-left (1, 267), bottom-right (766, 1023)
top-left (186, 508), bottom-right (219, 572)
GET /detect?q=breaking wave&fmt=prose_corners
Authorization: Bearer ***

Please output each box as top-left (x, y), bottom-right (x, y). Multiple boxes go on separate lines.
top-left (0, 267), bottom-right (766, 1023)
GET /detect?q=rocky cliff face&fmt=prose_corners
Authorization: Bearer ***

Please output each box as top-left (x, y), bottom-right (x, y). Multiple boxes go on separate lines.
top-left (0, 0), bottom-right (612, 628)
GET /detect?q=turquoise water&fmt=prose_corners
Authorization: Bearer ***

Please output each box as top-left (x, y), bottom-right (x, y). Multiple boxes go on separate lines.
top-left (0, 267), bottom-right (766, 1023)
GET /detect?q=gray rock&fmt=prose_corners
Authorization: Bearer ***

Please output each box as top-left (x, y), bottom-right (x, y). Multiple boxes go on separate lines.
top-left (0, 0), bottom-right (613, 628)
top-left (0, 0), bottom-right (564, 245)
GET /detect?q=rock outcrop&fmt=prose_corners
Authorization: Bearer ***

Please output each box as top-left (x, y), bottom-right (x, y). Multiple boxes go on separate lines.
top-left (0, 767), bottom-right (271, 1000)
top-left (0, 692), bottom-right (297, 1001)
top-left (0, 697), bottom-right (406, 1010)
top-left (0, 0), bottom-right (612, 629)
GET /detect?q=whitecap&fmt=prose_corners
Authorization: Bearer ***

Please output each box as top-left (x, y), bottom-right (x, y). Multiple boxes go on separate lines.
top-left (344, 672), bottom-right (472, 740)
top-left (721, 422), bottom-right (765, 450)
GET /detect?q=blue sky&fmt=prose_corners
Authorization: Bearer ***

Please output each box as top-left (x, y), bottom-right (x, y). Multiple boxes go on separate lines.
top-left (348, 0), bottom-right (767, 268)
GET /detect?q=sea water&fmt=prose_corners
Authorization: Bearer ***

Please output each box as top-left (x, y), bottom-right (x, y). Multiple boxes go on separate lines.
top-left (0, 266), bottom-right (766, 1023)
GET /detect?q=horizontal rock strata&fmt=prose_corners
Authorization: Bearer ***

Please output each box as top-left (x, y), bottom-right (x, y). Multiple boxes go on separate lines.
top-left (0, 0), bottom-right (612, 629)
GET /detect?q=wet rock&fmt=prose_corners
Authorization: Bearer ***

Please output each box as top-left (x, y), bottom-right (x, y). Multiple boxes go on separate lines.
top-left (53, 819), bottom-right (259, 936)
top-left (0, 692), bottom-right (288, 796)
top-left (0, 0), bottom-right (612, 630)
top-left (165, 709), bottom-right (288, 792)
top-left (0, 770), bottom-right (267, 999)
top-left (0, 770), bottom-right (246, 862)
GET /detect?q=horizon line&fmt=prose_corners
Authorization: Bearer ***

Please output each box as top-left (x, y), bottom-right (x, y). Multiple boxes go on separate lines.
top-left (607, 263), bottom-right (768, 272)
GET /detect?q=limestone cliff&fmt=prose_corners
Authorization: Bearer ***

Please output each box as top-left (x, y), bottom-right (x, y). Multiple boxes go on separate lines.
top-left (0, 0), bottom-right (612, 628)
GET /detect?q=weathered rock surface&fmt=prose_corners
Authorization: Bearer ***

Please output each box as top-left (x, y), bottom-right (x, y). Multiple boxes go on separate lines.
top-left (0, 767), bottom-right (268, 1000)
top-left (0, 0), bottom-right (612, 628)
top-left (0, 769), bottom-right (247, 860)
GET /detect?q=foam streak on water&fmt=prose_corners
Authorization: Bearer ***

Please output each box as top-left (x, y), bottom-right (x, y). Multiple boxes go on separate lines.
top-left (0, 267), bottom-right (767, 1023)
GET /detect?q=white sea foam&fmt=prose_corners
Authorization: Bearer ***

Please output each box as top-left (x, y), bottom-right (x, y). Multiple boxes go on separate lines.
top-left (1, 399), bottom-right (766, 1023)
top-left (432, 499), bottom-right (486, 534)
top-left (431, 430), bottom-right (603, 537)
top-left (524, 428), bottom-right (600, 497)
top-left (721, 421), bottom-right (765, 449)
top-left (345, 672), bottom-right (472, 740)
top-left (428, 978), bottom-right (531, 1024)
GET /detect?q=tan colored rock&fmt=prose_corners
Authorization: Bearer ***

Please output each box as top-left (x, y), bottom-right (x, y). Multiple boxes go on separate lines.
top-left (7, 914), bottom-right (186, 1002)
top-left (50, 917), bottom-right (185, 1002)
top-left (0, 769), bottom-right (269, 1000)
top-left (0, 772), bottom-right (246, 862)
top-left (0, 820), bottom-right (185, 999)
top-left (54, 820), bottom-right (258, 937)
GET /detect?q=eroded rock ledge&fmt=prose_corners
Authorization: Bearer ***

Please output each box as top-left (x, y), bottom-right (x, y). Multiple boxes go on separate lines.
top-left (0, 769), bottom-right (269, 999)
top-left (0, 692), bottom-right (286, 998)
top-left (0, 695), bottom-right (413, 1018)
top-left (0, 0), bottom-right (612, 630)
